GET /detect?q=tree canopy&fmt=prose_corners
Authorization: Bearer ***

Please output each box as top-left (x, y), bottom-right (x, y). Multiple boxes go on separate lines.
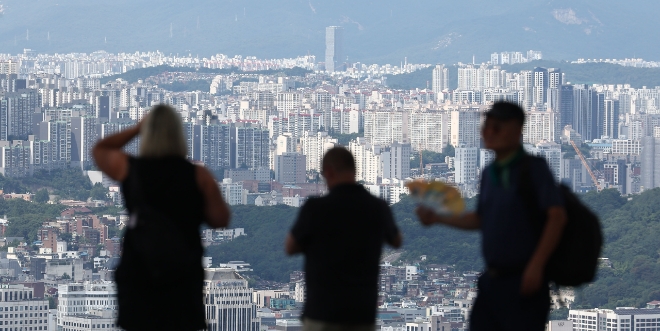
top-left (206, 188), bottom-right (660, 309)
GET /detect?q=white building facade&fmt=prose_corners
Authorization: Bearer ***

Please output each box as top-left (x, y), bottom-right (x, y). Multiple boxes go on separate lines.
top-left (204, 268), bottom-right (260, 331)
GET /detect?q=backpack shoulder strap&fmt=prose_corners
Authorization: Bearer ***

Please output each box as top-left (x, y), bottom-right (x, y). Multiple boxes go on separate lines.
top-left (519, 155), bottom-right (544, 229)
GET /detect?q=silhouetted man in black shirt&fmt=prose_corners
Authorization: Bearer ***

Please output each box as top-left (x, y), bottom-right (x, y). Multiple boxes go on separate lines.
top-left (286, 147), bottom-right (402, 331)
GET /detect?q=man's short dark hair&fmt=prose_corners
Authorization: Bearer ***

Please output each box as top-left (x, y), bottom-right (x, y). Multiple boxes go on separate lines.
top-left (485, 101), bottom-right (526, 125)
top-left (322, 147), bottom-right (356, 173)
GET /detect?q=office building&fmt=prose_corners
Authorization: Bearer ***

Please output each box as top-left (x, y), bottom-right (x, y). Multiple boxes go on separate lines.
top-left (204, 268), bottom-right (260, 331)
top-left (325, 26), bottom-right (344, 72)
top-left (560, 85), bottom-right (574, 129)
top-left (70, 116), bottom-right (99, 169)
top-left (572, 85), bottom-right (596, 141)
top-left (603, 99), bottom-right (620, 138)
top-left (60, 309), bottom-right (120, 331)
top-left (274, 152), bottom-right (306, 184)
top-left (57, 282), bottom-right (118, 328)
top-left (568, 307), bottom-right (660, 331)
top-left (0, 284), bottom-right (50, 331)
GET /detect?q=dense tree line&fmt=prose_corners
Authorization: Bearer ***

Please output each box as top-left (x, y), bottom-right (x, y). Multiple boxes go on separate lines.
top-left (1, 199), bottom-right (66, 241)
top-left (3, 170), bottom-right (657, 308)
top-left (100, 65), bottom-right (312, 84)
top-left (205, 195), bottom-right (480, 283)
top-left (574, 189), bottom-right (660, 308)
top-left (207, 188), bottom-right (660, 309)
top-left (0, 169), bottom-right (108, 201)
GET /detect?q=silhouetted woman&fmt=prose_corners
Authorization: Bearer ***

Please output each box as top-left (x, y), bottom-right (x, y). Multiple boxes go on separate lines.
top-left (93, 104), bottom-right (230, 331)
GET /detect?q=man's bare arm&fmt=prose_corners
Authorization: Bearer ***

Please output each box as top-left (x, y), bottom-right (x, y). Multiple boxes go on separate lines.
top-left (416, 207), bottom-right (480, 230)
top-left (285, 233), bottom-right (302, 256)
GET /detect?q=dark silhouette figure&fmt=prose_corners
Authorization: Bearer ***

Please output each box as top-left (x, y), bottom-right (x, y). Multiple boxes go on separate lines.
top-left (285, 147), bottom-right (402, 331)
top-left (416, 101), bottom-right (567, 331)
top-left (93, 104), bottom-right (230, 331)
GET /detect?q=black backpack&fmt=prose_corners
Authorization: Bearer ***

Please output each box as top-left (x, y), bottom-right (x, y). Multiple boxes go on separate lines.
top-left (520, 155), bottom-right (603, 287)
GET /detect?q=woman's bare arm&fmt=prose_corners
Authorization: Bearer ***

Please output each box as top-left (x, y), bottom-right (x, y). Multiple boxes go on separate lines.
top-left (92, 124), bottom-right (141, 182)
top-left (196, 166), bottom-right (231, 228)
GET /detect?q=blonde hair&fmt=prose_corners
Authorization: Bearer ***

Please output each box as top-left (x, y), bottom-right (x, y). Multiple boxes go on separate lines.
top-left (139, 104), bottom-right (187, 158)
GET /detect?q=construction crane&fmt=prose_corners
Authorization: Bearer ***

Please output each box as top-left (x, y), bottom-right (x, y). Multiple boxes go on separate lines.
top-left (569, 140), bottom-right (602, 191)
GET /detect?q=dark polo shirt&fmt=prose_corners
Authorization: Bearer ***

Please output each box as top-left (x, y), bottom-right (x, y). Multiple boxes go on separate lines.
top-left (477, 150), bottom-right (563, 269)
top-left (291, 183), bottom-right (400, 324)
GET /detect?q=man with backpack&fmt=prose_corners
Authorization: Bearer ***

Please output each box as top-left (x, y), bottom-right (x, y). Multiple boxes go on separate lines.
top-left (416, 101), bottom-right (568, 331)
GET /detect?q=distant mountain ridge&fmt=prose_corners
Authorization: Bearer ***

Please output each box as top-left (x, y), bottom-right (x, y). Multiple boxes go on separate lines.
top-left (0, 0), bottom-right (657, 64)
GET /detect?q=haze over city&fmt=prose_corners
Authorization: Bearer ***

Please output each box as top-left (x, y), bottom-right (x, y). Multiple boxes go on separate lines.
top-left (0, 1), bottom-right (657, 331)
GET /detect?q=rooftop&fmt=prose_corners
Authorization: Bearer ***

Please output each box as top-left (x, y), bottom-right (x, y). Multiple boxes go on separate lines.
top-left (204, 268), bottom-right (243, 281)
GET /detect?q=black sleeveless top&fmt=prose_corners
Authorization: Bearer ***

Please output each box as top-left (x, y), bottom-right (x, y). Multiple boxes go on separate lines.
top-left (117, 156), bottom-right (207, 331)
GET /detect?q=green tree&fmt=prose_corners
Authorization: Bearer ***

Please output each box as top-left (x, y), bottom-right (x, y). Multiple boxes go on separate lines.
top-left (34, 189), bottom-right (49, 203)
top-left (61, 273), bottom-right (70, 280)
top-left (90, 183), bottom-right (108, 201)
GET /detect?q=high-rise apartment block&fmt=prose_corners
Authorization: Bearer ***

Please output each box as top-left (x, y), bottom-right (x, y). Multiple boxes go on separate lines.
top-left (523, 111), bottom-right (557, 144)
top-left (300, 131), bottom-right (337, 172)
top-left (409, 111), bottom-right (448, 153)
top-left (450, 108), bottom-right (482, 148)
top-left (364, 111), bottom-right (405, 146)
top-left (381, 141), bottom-right (412, 180)
top-left (349, 138), bottom-right (383, 184)
top-left (454, 146), bottom-right (479, 184)
top-left (432, 65), bottom-right (449, 97)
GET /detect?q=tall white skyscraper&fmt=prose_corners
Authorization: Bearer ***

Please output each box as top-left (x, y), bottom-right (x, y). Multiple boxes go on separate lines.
top-left (325, 26), bottom-right (344, 72)
top-left (432, 64), bottom-right (449, 96)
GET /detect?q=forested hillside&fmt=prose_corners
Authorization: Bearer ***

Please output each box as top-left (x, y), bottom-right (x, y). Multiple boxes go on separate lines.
top-left (575, 189), bottom-right (660, 308)
top-left (3, 174), bottom-right (658, 308)
top-left (204, 196), bottom-right (481, 283)
top-left (207, 188), bottom-right (660, 308)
